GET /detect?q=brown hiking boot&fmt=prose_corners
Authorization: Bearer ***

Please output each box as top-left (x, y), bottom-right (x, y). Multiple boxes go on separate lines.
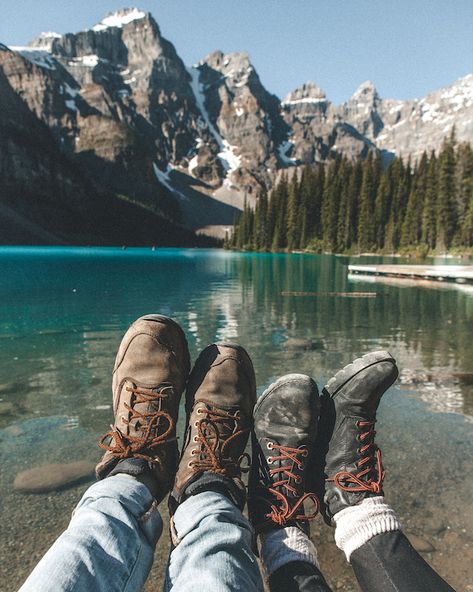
top-left (169, 343), bottom-right (256, 512)
top-left (96, 314), bottom-right (190, 502)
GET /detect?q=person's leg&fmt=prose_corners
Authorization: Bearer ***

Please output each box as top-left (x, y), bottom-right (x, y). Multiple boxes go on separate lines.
top-left (20, 475), bottom-right (162, 592)
top-left (166, 491), bottom-right (262, 591)
top-left (19, 314), bottom-right (191, 592)
top-left (350, 530), bottom-right (455, 592)
top-left (166, 343), bottom-right (263, 592)
top-left (315, 351), bottom-right (455, 592)
top-left (248, 374), bottom-right (333, 592)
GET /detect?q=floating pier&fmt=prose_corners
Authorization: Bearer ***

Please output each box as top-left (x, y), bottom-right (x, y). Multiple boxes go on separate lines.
top-left (348, 264), bottom-right (473, 284)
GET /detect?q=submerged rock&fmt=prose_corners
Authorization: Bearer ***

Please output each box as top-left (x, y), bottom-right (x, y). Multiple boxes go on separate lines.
top-left (0, 402), bottom-right (14, 416)
top-left (0, 382), bottom-right (16, 394)
top-left (14, 461), bottom-right (95, 493)
top-left (406, 532), bottom-right (435, 553)
top-left (3, 424), bottom-right (23, 437)
top-left (284, 338), bottom-right (323, 351)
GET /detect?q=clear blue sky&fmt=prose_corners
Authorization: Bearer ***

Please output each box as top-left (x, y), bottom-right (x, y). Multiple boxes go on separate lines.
top-left (1, 0), bottom-right (472, 104)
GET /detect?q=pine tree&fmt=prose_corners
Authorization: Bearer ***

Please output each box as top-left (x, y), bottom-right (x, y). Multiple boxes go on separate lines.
top-left (298, 165), bottom-right (312, 248)
top-left (421, 152), bottom-right (438, 249)
top-left (436, 138), bottom-right (457, 250)
top-left (286, 171), bottom-right (301, 251)
top-left (460, 193), bottom-right (473, 247)
top-left (374, 168), bottom-right (391, 250)
top-left (271, 174), bottom-right (289, 250)
top-left (453, 142), bottom-right (473, 246)
top-left (322, 157), bottom-right (342, 251)
top-left (358, 153), bottom-right (377, 251)
top-left (347, 161), bottom-right (362, 247)
top-left (336, 159), bottom-right (354, 251)
top-left (254, 191), bottom-right (269, 250)
top-left (401, 152), bottom-right (428, 247)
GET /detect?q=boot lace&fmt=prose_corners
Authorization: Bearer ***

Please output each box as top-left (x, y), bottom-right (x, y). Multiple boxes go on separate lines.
top-left (98, 385), bottom-right (175, 464)
top-left (329, 419), bottom-right (384, 494)
top-left (255, 443), bottom-right (319, 527)
top-left (189, 407), bottom-right (251, 477)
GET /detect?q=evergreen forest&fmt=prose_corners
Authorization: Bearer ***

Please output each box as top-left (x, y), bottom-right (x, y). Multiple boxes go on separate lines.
top-left (229, 136), bottom-right (473, 254)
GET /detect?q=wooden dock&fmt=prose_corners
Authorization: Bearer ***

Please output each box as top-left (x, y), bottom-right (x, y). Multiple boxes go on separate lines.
top-left (348, 264), bottom-right (473, 284)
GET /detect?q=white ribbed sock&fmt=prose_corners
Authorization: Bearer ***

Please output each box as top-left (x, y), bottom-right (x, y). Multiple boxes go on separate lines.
top-left (258, 526), bottom-right (319, 577)
top-left (334, 496), bottom-right (401, 562)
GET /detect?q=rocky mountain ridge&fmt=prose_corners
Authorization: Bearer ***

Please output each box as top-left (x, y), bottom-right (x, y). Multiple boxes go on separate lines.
top-left (1, 7), bottom-right (472, 241)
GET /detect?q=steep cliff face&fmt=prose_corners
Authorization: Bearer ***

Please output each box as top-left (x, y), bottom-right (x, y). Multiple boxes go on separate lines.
top-left (0, 44), bottom-right (210, 246)
top-left (281, 81), bottom-right (374, 164)
top-left (1, 7), bottom-right (471, 241)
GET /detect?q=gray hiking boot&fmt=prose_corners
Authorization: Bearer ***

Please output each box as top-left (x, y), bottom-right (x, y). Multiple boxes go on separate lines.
top-left (96, 314), bottom-right (190, 502)
top-left (313, 351), bottom-right (398, 524)
top-left (169, 343), bottom-right (256, 512)
top-left (248, 374), bottom-right (320, 534)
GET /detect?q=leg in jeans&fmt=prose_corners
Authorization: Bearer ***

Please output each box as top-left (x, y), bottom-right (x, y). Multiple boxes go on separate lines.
top-left (19, 475), bottom-right (161, 592)
top-left (21, 315), bottom-right (191, 591)
top-left (248, 374), bottom-right (333, 592)
top-left (165, 491), bottom-right (262, 592)
top-left (168, 343), bottom-right (261, 591)
top-left (314, 352), bottom-right (456, 592)
top-left (260, 527), bottom-right (332, 592)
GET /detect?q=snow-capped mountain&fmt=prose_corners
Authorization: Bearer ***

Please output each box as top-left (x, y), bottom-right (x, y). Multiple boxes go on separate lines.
top-left (1, 7), bottom-right (471, 242)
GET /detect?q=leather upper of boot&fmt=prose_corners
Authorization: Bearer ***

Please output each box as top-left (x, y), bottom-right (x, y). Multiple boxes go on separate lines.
top-left (322, 352), bottom-right (399, 521)
top-left (249, 374), bottom-right (320, 533)
top-left (172, 343), bottom-right (256, 500)
top-left (96, 315), bottom-right (190, 499)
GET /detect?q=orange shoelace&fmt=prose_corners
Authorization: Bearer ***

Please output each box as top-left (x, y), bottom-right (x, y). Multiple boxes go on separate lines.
top-left (328, 419), bottom-right (385, 494)
top-left (189, 407), bottom-right (251, 477)
top-left (258, 443), bottom-right (319, 526)
top-left (98, 385), bottom-right (175, 464)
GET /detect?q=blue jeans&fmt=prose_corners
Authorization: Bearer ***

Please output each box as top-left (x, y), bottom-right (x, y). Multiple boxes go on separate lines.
top-left (19, 475), bottom-right (264, 592)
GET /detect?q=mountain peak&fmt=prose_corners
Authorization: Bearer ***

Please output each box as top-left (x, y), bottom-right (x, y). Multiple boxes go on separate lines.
top-left (202, 50), bottom-right (251, 70)
top-left (283, 81), bottom-right (327, 106)
top-left (28, 31), bottom-right (62, 51)
top-left (92, 7), bottom-right (148, 32)
top-left (351, 80), bottom-right (379, 100)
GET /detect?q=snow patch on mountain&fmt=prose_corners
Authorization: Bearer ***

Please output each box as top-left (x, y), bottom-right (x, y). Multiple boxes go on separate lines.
top-left (283, 97), bottom-right (327, 106)
top-left (153, 163), bottom-right (188, 202)
top-left (187, 65), bottom-right (241, 178)
top-left (277, 141), bottom-right (298, 165)
top-left (93, 8), bottom-right (146, 32)
top-left (9, 47), bottom-right (57, 70)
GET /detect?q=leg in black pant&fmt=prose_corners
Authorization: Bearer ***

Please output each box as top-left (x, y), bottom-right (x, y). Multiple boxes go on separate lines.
top-left (351, 531), bottom-right (455, 592)
top-left (269, 561), bottom-right (333, 592)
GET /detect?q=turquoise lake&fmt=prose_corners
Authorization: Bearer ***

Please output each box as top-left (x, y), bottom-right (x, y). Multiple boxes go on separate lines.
top-left (0, 247), bottom-right (472, 591)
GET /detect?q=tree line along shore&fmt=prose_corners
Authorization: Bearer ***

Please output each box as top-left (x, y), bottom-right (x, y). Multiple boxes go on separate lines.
top-left (228, 134), bottom-right (473, 256)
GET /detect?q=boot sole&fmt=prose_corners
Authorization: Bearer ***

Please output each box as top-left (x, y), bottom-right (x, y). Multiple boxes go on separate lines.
top-left (323, 350), bottom-right (398, 398)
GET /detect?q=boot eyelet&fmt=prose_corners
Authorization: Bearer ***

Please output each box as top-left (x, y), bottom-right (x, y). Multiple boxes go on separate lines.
top-left (267, 457), bottom-right (273, 464)
top-left (301, 449), bottom-right (308, 457)
top-left (193, 436), bottom-right (199, 442)
top-left (194, 421), bottom-right (199, 427)
top-left (267, 442), bottom-right (273, 450)
top-left (295, 476), bottom-right (302, 484)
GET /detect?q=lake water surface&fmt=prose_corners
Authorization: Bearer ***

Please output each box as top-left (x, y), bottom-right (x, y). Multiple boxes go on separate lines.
top-left (1, 247), bottom-right (472, 591)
